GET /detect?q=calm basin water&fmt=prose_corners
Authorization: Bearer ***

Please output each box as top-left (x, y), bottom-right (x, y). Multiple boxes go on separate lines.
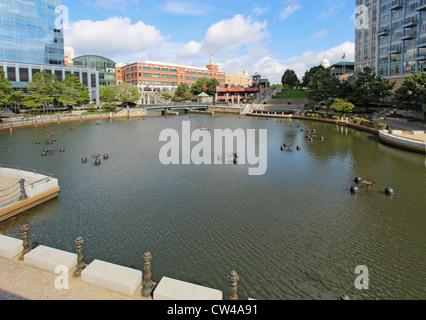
top-left (0, 114), bottom-right (425, 300)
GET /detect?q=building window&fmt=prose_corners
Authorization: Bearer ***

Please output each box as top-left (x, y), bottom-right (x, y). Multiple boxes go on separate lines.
top-left (153, 73), bottom-right (161, 78)
top-left (19, 68), bottom-right (29, 82)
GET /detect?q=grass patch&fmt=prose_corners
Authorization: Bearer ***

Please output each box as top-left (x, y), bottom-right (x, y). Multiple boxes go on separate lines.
top-left (272, 89), bottom-right (307, 100)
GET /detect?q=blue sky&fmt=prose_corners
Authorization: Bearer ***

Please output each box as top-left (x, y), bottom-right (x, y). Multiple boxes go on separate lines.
top-left (64, 0), bottom-right (357, 83)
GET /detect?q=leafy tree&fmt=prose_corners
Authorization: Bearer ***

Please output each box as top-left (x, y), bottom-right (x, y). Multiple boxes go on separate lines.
top-left (330, 98), bottom-right (355, 116)
top-left (301, 65), bottom-right (325, 88)
top-left (0, 67), bottom-right (14, 107)
top-left (336, 81), bottom-right (353, 100)
top-left (394, 72), bottom-right (426, 120)
top-left (100, 85), bottom-right (118, 104)
top-left (22, 71), bottom-right (60, 112)
top-left (116, 83), bottom-right (140, 107)
top-left (351, 67), bottom-right (395, 110)
top-left (57, 73), bottom-right (90, 108)
top-left (306, 67), bottom-right (340, 106)
top-left (304, 99), bottom-right (319, 113)
top-left (191, 78), bottom-right (219, 96)
top-left (281, 69), bottom-right (300, 88)
top-left (174, 83), bottom-right (193, 101)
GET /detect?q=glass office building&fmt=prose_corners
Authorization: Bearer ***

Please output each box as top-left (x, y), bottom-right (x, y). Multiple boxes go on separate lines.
top-left (73, 55), bottom-right (116, 86)
top-left (0, 0), bottom-right (64, 65)
top-left (0, 0), bottom-right (100, 104)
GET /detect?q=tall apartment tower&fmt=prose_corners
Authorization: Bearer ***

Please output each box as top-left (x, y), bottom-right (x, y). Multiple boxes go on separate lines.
top-left (355, 0), bottom-right (380, 73)
top-left (356, 0), bottom-right (426, 85)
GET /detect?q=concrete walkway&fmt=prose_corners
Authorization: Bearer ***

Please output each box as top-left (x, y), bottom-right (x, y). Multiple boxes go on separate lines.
top-left (374, 118), bottom-right (426, 132)
top-left (0, 256), bottom-right (149, 300)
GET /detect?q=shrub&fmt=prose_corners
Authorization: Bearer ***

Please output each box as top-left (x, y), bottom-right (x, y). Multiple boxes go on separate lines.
top-left (376, 123), bottom-right (387, 130)
top-left (361, 119), bottom-right (372, 127)
top-left (332, 116), bottom-right (340, 120)
top-left (353, 118), bottom-right (362, 124)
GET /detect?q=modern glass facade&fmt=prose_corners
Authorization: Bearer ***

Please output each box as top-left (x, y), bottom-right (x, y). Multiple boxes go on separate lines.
top-left (73, 55), bottom-right (116, 86)
top-left (0, 0), bottom-right (64, 65)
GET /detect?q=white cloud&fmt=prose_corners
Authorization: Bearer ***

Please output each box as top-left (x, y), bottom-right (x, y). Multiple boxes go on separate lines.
top-left (65, 17), bottom-right (164, 58)
top-left (163, 1), bottom-right (212, 16)
top-left (319, 0), bottom-right (346, 18)
top-left (279, 2), bottom-right (302, 20)
top-left (178, 14), bottom-right (269, 57)
top-left (89, 0), bottom-right (140, 11)
top-left (310, 29), bottom-right (329, 40)
top-left (219, 41), bottom-right (355, 84)
top-left (301, 29), bottom-right (329, 43)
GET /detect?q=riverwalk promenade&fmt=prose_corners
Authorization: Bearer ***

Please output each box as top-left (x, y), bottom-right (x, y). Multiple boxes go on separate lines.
top-left (0, 255), bottom-right (145, 300)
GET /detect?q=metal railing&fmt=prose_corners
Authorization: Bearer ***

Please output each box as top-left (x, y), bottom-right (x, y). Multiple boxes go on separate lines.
top-left (0, 179), bottom-right (26, 208)
top-left (0, 164), bottom-right (54, 178)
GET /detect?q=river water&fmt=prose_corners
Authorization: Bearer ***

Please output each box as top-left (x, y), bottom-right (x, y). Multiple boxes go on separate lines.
top-left (0, 113), bottom-right (425, 300)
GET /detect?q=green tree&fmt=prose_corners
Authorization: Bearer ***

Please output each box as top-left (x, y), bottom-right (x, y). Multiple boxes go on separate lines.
top-left (301, 65), bottom-right (325, 88)
top-left (174, 83), bottom-right (193, 101)
top-left (336, 80), bottom-right (353, 100)
top-left (351, 67), bottom-right (395, 110)
top-left (116, 83), bottom-right (140, 107)
top-left (306, 67), bottom-right (340, 105)
top-left (394, 72), bottom-right (426, 120)
top-left (191, 78), bottom-right (219, 96)
top-left (330, 98), bottom-right (355, 116)
top-left (22, 71), bottom-right (60, 112)
top-left (304, 99), bottom-right (319, 113)
top-left (100, 85), bottom-right (118, 104)
top-left (281, 69), bottom-right (300, 88)
top-left (0, 67), bottom-right (14, 107)
top-left (58, 73), bottom-right (90, 108)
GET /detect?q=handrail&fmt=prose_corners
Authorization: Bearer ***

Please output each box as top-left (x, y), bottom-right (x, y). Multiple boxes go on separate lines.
top-left (0, 183), bottom-right (20, 198)
top-left (29, 177), bottom-right (51, 188)
top-left (0, 164), bottom-right (54, 178)
top-left (0, 185), bottom-right (20, 208)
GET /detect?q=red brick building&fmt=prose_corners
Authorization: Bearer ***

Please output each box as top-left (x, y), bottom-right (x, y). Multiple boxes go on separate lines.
top-left (115, 55), bottom-right (226, 92)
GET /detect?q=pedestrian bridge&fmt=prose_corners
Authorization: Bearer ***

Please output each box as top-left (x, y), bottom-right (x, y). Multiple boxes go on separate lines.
top-left (142, 104), bottom-right (209, 111)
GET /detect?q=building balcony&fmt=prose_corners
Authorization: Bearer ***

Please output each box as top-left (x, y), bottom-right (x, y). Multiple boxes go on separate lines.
top-left (416, 0), bottom-right (426, 11)
top-left (413, 54), bottom-right (426, 61)
top-left (402, 17), bottom-right (418, 28)
top-left (417, 39), bottom-right (426, 48)
top-left (400, 32), bottom-right (416, 41)
top-left (389, 44), bottom-right (402, 54)
top-left (390, 0), bottom-right (404, 10)
top-left (377, 27), bottom-right (390, 37)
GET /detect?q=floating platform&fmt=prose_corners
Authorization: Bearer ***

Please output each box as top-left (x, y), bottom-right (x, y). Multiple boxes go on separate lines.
top-left (0, 166), bottom-right (60, 222)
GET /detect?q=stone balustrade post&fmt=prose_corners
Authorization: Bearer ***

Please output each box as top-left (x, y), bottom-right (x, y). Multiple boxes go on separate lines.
top-left (141, 251), bottom-right (154, 297)
top-left (19, 224), bottom-right (30, 260)
top-left (74, 236), bottom-right (85, 277)
top-left (19, 179), bottom-right (27, 200)
top-left (228, 270), bottom-right (239, 300)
